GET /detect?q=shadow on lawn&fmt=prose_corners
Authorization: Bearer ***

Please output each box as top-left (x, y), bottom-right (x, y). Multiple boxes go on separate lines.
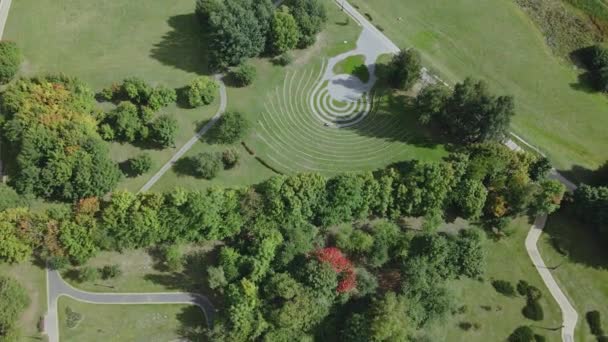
top-left (150, 14), bottom-right (210, 75)
top-left (543, 208), bottom-right (608, 270)
top-left (177, 305), bottom-right (209, 341)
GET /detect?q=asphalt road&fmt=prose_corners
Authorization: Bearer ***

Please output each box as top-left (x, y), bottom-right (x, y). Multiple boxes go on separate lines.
top-left (45, 269), bottom-right (215, 342)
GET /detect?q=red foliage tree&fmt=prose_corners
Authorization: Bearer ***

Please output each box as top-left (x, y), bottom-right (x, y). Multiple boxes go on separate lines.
top-left (314, 247), bottom-right (356, 293)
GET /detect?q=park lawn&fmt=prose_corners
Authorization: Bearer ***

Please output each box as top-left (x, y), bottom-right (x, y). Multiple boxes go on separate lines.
top-left (62, 243), bottom-right (217, 295)
top-left (424, 217), bottom-right (562, 341)
top-left (539, 210), bottom-right (608, 342)
top-left (333, 54), bottom-right (370, 82)
top-left (0, 261), bottom-right (47, 341)
top-left (57, 297), bottom-right (205, 342)
top-left (353, 0), bottom-right (608, 180)
top-left (4, 0), bottom-right (219, 192)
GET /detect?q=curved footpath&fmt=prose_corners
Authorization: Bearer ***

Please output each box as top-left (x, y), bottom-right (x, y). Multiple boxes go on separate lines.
top-left (139, 75), bottom-right (227, 193)
top-left (45, 269), bottom-right (215, 342)
top-left (337, 0), bottom-right (579, 340)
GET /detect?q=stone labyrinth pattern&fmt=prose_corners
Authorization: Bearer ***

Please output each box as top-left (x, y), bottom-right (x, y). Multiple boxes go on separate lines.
top-left (255, 62), bottom-right (417, 174)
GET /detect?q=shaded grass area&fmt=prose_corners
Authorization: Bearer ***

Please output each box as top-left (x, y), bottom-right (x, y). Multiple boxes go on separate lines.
top-left (539, 210), bottom-right (608, 341)
top-left (58, 297), bottom-right (206, 342)
top-left (424, 217), bottom-right (562, 341)
top-left (0, 261), bottom-right (47, 341)
top-left (4, 0), bottom-right (218, 192)
top-left (353, 0), bottom-right (608, 180)
top-left (333, 54), bottom-right (370, 82)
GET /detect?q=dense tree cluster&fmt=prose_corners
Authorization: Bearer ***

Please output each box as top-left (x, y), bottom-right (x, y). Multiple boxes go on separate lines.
top-left (99, 78), bottom-right (177, 148)
top-left (0, 75), bottom-right (121, 201)
top-left (415, 78), bottom-right (515, 143)
top-left (0, 41), bottom-right (21, 84)
top-left (195, 0), bottom-right (327, 68)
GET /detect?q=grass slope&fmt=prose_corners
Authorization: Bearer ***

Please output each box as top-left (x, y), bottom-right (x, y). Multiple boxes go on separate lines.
top-left (539, 211), bottom-right (608, 341)
top-left (333, 54), bottom-right (370, 82)
top-left (4, 0), bottom-right (219, 192)
top-left (425, 217), bottom-right (562, 341)
top-left (353, 0), bottom-right (608, 180)
top-left (57, 297), bottom-right (204, 342)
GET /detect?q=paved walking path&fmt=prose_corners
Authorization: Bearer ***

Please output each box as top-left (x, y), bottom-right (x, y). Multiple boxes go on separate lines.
top-left (337, 1), bottom-right (579, 340)
top-left (139, 75), bottom-right (227, 193)
top-left (45, 269), bottom-right (215, 342)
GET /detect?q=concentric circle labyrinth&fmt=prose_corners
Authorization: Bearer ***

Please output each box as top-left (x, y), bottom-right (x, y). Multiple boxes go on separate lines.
top-left (253, 62), bottom-right (427, 174)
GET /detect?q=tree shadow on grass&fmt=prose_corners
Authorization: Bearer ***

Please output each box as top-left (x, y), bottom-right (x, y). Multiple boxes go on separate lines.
top-left (177, 305), bottom-right (209, 341)
top-left (543, 208), bottom-right (608, 270)
top-left (150, 14), bottom-right (210, 75)
top-left (173, 157), bottom-right (198, 177)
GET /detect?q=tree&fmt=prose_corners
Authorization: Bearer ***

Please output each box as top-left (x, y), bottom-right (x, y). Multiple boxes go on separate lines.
top-left (452, 229), bottom-right (485, 279)
top-left (208, 266), bottom-right (228, 290)
top-left (387, 49), bottom-right (422, 90)
top-left (59, 220), bottom-right (98, 265)
top-left (0, 276), bottom-right (29, 339)
top-left (0, 184), bottom-right (28, 212)
top-left (344, 293), bottom-right (410, 342)
top-left (193, 152), bottom-right (222, 179)
top-left (571, 185), bottom-right (608, 237)
top-left (187, 76), bottom-right (219, 108)
top-left (286, 0), bottom-right (328, 47)
top-left (231, 63), bottom-right (257, 87)
top-left (0, 41), bottom-right (21, 84)
top-left (414, 84), bottom-right (450, 125)
top-left (529, 157), bottom-right (552, 181)
top-left (205, 0), bottom-right (274, 68)
top-left (209, 112), bottom-right (249, 144)
top-left (149, 115), bottom-right (178, 148)
top-left (530, 179), bottom-right (565, 216)
top-left (452, 179), bottom-right (488, 219)
top-left (128, 153), bottom-right (153, 176)
top-left (101, 264), bottom-right (122, 279)
top-left (269, 7), bottom-right (300, 55)
top-left (0, 209), bottom-right (35, 263)
top-left (441, 78), bottom-right (515, 143)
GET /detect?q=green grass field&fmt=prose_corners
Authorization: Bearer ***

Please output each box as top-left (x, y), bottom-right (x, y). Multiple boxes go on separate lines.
top-left (0, 261), bottom-right (47, 341)
top-left (4, 0), bottom-right (219, 192)
top-left (354, 0), bottom-right (608, 180)
top-left (423, 217), bottom-right (562, 341)
top-left (58, 297), bottom-right (205, 342)
top-left (539, 211), bottom-right (608, 341)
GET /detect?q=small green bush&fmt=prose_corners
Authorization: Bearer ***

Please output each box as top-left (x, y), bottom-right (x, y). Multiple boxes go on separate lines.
top-left (161, 245), bottom-right (183, 272)
top-left (0, 41), bottom-right (22, 83)
top-left (193, 152), bottom-right (222, 179)
top-left (65, 307), bottom-right (83, 328)
top-left (221, 148), bottom-right (240, 169)
top-left (231, 63), bottom-right (256, 87)
top-left (274, 53), bottom-right (293, 66)
top-left (509, 326), bottom-right (535, 342)
top-left (597, 335), bottom-right (608, 342)
top-left (492, 280), bottom-right (516, 296)
top-left (459, 322), bottom-right (473, 331)
top-left (47, 256), bottom-right (70, 270)
top-left (129, 153), bottom-right (153, 176)
top-left (517, 280), bottom-right (530, 296)
top-left (522, 299), bottom-right (544, 321)
top-left (100, 264), bottom-right (122, 280)
top-left (587, 310), bottom-right (604, 336)
top-left (187, 76), bottom-right (219, 108)
top-left (78, 267), bottom-right (100, 283)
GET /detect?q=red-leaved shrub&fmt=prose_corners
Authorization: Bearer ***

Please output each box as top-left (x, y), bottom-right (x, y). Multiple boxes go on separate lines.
top-left (315, 247), bottom-right (356, 293)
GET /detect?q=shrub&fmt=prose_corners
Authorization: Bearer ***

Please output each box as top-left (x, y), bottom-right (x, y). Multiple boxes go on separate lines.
top-left (161, 245), bottom-right (183, 272)
top-left (492, 280), bottom-right (516, 296)
top-left (209, 112), bottom-right (249, 144)
top-left (129, 153), bottom-right (153, 176)
top-left (78, 267), bottom-right (100, 283)
top-left (533, 335), bottom-right (546, 342)
top-left (522, 299), bottom-right (544, 321)
top-left (221, 148), bottom-right (240, 169)
top-left (526, 286), bottom-right (542, 301)
top-left (187, 76), bottom-right (219, 108)
top-left (0, 41), bottom-right (22, 83)
top-left (47, 256), bottom-right (70, 270)
top-left (598, 336), bottom-right (608, 342)
top-left (509, 326), bottom-right (535, 342)
top-left (148, 85), bottom-right (177, 111)
top-left (100, 264), bottom-right (122, 280)
top-left (587, 310), bottom-right (604, 336)
top-left (459, 322), bottom-right (473, 331)
top-left (592, 44), bottom-right (608, 70)
top-left (517, 280), bottom-right (530, 296)
top-left (231, 63), bottom-right (256, 87)
top-left (274, 52), bottom-right (293, 66)
top-left (65, 307), bottom-right (82, 328)
top-left (193, 152), bottom-right (222, 179)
